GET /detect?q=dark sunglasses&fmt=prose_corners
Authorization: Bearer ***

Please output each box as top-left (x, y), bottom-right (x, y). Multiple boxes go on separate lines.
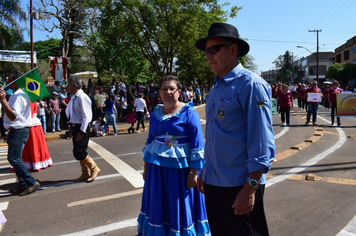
top-left (205, 44), bottom-right (231, 55)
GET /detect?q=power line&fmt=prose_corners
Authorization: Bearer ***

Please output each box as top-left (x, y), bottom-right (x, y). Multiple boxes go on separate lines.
top-left (247, 38), bottom-right (339, 45)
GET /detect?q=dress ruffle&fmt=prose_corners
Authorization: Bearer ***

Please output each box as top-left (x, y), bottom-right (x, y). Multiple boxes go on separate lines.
top-left (142, 141), bottom-right (204, 169)
top-left (137, 164), bottom-right (210, 236)
top-left (137, 213), bottom-right (210, 236)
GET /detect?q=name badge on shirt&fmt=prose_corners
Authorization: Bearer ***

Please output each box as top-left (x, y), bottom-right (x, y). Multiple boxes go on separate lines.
top-left (218, 109), bottom-right (225, 119)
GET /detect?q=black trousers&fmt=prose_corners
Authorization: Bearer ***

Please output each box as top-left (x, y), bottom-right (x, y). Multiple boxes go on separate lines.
top-left (331, 103), bottom-right (340, 124)
top-left (136, 111), bottom-right (145, 130)
top-left (280, 107), bottom-right (290, 124)
top-left (204, 183), bottom-right (269, 236)
top-left (71, 124), bottom-right (90, 160)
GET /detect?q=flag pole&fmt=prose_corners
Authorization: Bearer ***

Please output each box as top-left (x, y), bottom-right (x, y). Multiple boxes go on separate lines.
top-left (2, 67), bottom-right (38, 89)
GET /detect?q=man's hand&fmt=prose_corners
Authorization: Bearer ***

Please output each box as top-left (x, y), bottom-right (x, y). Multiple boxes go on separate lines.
top-left (231, 184), bottom-right (256, 215)
top-left (186, 171), bottom-right (198, 189)
top-left (76, 133), bottom-right (83, 142)
top-left (197, 172), bottom-right (205, 194)
top-left (0, 88), bottom-right (6, 101)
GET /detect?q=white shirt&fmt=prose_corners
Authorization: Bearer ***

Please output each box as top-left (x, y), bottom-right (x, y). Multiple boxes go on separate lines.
top-left (66, 89), bottom-right (92, 133)
top-left (3, 89), bottom-right (31, 129)
top-left (134, 98), bottom-right (146, 112)
top-left (121, 97), bottom-right (127, 109)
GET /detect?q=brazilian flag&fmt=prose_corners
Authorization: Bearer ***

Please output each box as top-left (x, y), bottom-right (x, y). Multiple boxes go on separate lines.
top-left (14, 68), bottom-right (51, 102)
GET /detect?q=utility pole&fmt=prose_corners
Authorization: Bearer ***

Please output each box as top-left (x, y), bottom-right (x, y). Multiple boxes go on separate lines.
top-left (309, 29), bottom-right (322, 84)
top-left (30, 0), bottom-right (34, 69)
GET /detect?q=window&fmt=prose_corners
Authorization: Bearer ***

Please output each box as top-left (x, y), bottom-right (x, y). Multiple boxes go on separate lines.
top-left (344, 50), bottom-right (350, 60)
top-left (336, 54), bottom-right (341, 63)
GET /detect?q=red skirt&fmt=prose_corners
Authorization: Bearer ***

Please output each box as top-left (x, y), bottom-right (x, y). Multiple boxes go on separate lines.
top-left (21, 125), bottom-right (53, 171)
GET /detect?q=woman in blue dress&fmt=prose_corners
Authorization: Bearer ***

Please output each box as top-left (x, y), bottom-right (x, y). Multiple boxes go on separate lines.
top-left (137, 75), bottom-right (210, 236)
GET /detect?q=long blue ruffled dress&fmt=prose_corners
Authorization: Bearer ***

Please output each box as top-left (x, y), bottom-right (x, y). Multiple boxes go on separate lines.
top-left (137, 104), bottom-right (210, 236)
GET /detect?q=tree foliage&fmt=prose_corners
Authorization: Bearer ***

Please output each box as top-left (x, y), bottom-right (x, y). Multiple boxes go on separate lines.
top-left (327, 62), bottom-right (356, 86)
top-left (273, 51), bottom-right (294, 83)
top-left (0, 0), bottom-right (25, 49)
top-left (35, 0), bottom-right (87, 57)
top-left (14, 38), bottom-right (61, 59)
top-left (84, 0), bottom-right (241, 85)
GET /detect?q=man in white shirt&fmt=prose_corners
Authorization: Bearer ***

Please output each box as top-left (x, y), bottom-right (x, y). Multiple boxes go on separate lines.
top-left (66, 76), bottom-right (100, 182)
top-left (0, 71), bottom-right (40, 196)
top-left (134, 93), bottom-right (148, 133)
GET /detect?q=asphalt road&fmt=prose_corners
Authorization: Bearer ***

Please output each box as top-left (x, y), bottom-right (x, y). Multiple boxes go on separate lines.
top-left (0, 102), bottom-right (355, 236)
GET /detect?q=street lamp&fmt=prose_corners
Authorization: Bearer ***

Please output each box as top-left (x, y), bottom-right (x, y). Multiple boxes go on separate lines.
top-left (297, 46), bottom-right (312, 54)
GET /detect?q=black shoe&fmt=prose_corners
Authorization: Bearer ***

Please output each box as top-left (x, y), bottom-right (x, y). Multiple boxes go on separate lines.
top-left (19, 181), bottom-right (41, 196)
top-left (9, 186), bottom-right (27, 194)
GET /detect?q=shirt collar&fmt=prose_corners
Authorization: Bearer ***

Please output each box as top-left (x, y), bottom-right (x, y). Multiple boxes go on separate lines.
top-left (73, 89), bottom-right (83, 99)
top-left (214, 63), bottom-right (244, 85)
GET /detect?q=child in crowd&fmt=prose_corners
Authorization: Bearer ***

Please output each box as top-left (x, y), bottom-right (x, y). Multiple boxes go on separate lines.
top-left (124, 107), bottom-right (136, 134)
top-left (91, 117), bottom-right (104, 136)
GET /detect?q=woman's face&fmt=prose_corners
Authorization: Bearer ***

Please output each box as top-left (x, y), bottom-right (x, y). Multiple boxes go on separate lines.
top-left (160, 80), bottom-right (181, 104)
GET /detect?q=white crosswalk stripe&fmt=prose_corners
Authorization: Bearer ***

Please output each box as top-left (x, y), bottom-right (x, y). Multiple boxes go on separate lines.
top-left (0, 146), bottom-right (10, 210)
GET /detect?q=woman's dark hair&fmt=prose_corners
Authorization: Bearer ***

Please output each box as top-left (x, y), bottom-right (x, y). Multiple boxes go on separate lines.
top-left (159, 75), bottom-right (182, 90)
top-left (106, 94), bottom-right (115, 104)
top-left (128, 107), bottom-right (134, 114)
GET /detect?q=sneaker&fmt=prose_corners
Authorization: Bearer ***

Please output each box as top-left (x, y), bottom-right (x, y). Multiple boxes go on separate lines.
top-left (136, 130), bottom-right (141, 133)
top-left (19, 181), bottom-right (41, 196)
top-left (114, 133), bottom-right (119, 136)
top-left (143, 128), bottom-right (147, 131)
top-left (305, 122), bottom-right (309, 125)
top-left (337, 122), bottom-right (341, 126)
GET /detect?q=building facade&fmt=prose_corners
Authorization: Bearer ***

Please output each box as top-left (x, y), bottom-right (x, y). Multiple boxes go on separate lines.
top-left (334, 36), bottom-right (356, 64)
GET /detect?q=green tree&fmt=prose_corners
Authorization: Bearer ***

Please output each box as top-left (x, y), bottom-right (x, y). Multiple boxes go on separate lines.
top-left (36, 0), bottom-right (87, 57)
top-left (85, 0), bottom-right (241, 85)
top-left (14, 38), bottom-right (61, 59)
top-left (0, 0), bottom-right (25, 49)
top-left (327, 63), bottom-right (345, 81)
top-left (273, 51), bottom-right (293, 83)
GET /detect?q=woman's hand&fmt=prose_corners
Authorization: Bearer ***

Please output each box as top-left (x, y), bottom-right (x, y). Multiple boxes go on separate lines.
top-left (186, 170), bottom-right (198, 189)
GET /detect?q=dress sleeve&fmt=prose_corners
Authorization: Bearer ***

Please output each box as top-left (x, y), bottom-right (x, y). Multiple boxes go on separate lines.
top-left (186, 107), bottom-right (205, 169)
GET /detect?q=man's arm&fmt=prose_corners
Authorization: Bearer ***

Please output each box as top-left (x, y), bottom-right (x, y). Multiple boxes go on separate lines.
top-left (231, 168), bottom-right (265, 215)
top-left (0, 89), bottom-right (16, 121)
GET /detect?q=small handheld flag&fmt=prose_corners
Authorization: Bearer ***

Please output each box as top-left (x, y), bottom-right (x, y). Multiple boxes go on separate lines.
top-left (5, 68), bottom-right (51, 102)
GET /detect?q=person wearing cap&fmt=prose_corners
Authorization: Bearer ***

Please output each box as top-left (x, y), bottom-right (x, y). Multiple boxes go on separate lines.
top-left (195, 22), bottom-right (275, 235)
top-left (48, 91), bottom-right (61, 132)
top-left (304, 81), bottom-right (322, 125)
top-left (0, 71), bottom-right (40, 196)
top-left (327, 80), bottom-right (342, 126)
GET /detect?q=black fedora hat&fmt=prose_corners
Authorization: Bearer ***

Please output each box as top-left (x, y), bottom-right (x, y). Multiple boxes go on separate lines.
top-left (195, 22), bottom-right (250, 56)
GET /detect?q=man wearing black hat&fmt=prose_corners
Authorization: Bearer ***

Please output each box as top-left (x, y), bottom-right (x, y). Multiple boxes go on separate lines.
top-left (196, 22), bottom-right (275, 235)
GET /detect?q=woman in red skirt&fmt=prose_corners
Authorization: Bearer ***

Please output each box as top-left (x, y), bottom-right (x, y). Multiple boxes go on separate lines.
top-left (21, 102), bottom-right (53, 171)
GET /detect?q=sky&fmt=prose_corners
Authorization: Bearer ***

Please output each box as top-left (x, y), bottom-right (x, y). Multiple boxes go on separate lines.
top-left (21, 0), bottom-right (356, 73)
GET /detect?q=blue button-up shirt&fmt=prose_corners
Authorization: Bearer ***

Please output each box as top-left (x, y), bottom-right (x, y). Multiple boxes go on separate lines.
top-left (202, 64), bottom-right (275, 187)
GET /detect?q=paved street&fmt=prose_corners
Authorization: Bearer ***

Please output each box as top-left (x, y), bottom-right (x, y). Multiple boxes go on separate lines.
top-left (0, 102), bottom-right (355, 236)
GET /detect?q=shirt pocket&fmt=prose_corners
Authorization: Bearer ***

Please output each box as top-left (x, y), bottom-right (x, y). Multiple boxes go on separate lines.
top-left (215, 98), bottom-right (239, 130)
